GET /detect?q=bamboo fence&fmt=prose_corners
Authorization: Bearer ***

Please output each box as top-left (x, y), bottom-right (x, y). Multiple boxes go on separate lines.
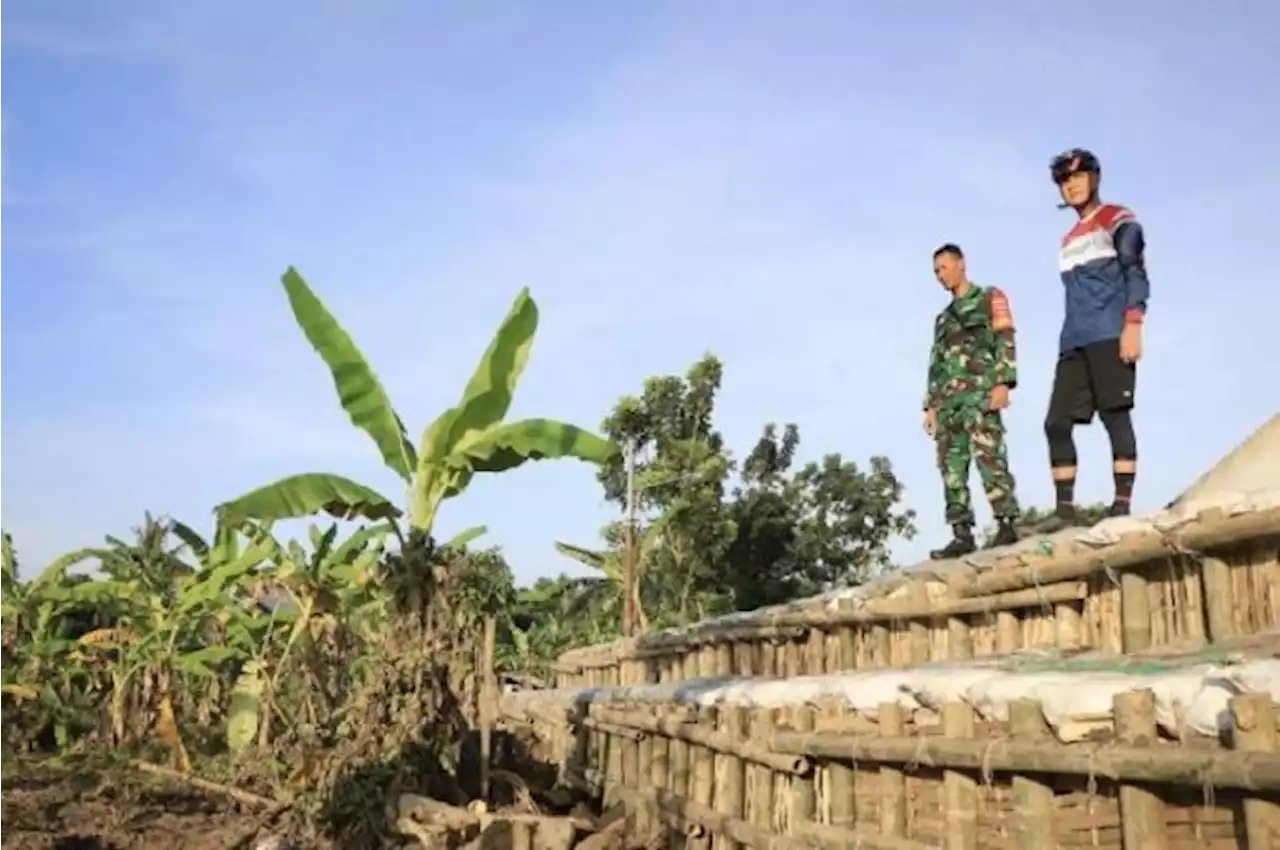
top-left (554, 502), bottom-right (1280, 690)
top-left (505, 688), bottom-right (1280, 849)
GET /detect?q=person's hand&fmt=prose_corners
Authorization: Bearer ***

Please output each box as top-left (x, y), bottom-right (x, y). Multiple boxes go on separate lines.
top-left (1119, 324), bottom-right (1143, 364)
top-left (923, 408), bottom-right (937, 438)
top-left (988, 385), bottom-right (1011, 411)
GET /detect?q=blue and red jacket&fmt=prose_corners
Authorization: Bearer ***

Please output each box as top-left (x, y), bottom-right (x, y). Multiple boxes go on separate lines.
top-left (1057, 203), bottom-right (1150, 353)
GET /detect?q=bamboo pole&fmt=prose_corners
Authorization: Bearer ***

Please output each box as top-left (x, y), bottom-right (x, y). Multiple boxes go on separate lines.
top-left (1200, 555), bottom-right (1236, 642)
top-left (690, 707), bottom-right (715, 850)
top-left (1120, 567), bottom-right (1153, 653)
top-left (1008, 699), bottom-right (1054, 848)
top-left (790, 706), bottom-right (817, 830)
top-left (719, 707), bottom-right (747, 850)
top-left (667, 702), bottom-right (691, 850)
top-left (769, 730), bottom-right (1280, 791)
top-left (638, 712), bottom-right (656, 838)
top-left (996, 610), bottom-right (1019, 654)
top-left (825, 702), bottom-right (855, 831)
top-left (878, 701), bottom-right (907, 838)
top-left (942, 702), bottom-right (977, 850)
top-left (594, 707), bottom-right (811, 775)
top-left (748, 709), bottom-right (774, 836)
top-left (479, 615), bottom-right (496, 801)
top-left (871, 624), bottom-right (891, 667)
top-left (581, 718), bottom-right (647, 741)
top-left (1231, 693), bottom-right (1280, 848)
top-left (1114, 690), bottom-right (1166, 849)
top-left (948, 615), bottom-right (973, 660)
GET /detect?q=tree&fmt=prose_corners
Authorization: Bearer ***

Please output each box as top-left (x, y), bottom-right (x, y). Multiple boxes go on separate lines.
top-left (576, 355), bottom-right (918, 629)
top-left (730, 425), bottom-right (916, 609)
top-left (597, 355), bottom-right (738, 625)
top-left (216, 268), bottom-right (618, 538)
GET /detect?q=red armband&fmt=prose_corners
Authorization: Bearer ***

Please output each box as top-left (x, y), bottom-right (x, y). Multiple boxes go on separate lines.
top-left (1123, 307), bottom-right (1145, 325)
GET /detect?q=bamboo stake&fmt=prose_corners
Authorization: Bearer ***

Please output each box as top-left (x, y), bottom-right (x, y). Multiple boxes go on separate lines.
top-left (1121, 567), bottom-right (1153, 653)
top-left (1200, 555), bottom-right (1236, 643)
top-left (769, 731), bottom-right (1280, 791)
top-left (689, 707), bottom-right (714, 850)
top-left (872, 624), bottom-right (891, 667)
top-left (1114, 689), bottom-right (1166, 849)
top-left (720, 707), bottom-right (747, 850)
top-left (948, 615), bottom-right (973, 660)
top-left (1231, 693), bottom-right (1280, 848)
top-left (1008, 699), bottom-right (1054, 848)
top-left (941, 702), bottom-right (977, 850)
top-left (480, 615), bottom-right (496, 801)
top-left (826, 702), bottom-right (855, 831)
top-left (638, 723), bottom-right (655, 837)
top-left (878, 701), bottom-right (907, 838)
top-left (996, 611), bottom-right (1019, 654)
top-left (790, 706), bottom-right (817, 830)
top-left (668, 703), bottom-right (691, 850)
top-left (748, 709), bottom-right (774, 835)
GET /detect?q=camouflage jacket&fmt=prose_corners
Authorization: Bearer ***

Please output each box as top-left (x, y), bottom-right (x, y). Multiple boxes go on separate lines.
top-left (923, 284), bottom-right (1017, 411)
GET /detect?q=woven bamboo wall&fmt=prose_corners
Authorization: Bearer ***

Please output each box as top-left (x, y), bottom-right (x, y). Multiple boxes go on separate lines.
top-left (554, 507), bottom-right (1280, 690)
top-left (505, 691), bottom-right (1280, 849)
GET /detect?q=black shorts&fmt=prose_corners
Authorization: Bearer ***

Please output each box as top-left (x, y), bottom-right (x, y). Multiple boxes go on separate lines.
top-left (1047, 338), bottom-right (1136, 424)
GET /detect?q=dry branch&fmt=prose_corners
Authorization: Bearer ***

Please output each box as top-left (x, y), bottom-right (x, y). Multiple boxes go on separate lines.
top-left (129, 760), bottom-right (282, 810)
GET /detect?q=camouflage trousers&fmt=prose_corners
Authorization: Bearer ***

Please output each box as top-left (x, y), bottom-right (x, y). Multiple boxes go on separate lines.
top-left (935, 405), bottom-right (1020, 526)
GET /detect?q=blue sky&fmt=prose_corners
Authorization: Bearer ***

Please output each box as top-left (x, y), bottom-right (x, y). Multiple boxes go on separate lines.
top-left (3, 1), bottom-right (1277, 583)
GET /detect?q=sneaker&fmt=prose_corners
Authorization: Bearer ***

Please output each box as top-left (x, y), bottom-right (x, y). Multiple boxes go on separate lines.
top-left (929, 525), bottom-right (977, 560)
top-left (987, 519), bottom-right (1019, 549)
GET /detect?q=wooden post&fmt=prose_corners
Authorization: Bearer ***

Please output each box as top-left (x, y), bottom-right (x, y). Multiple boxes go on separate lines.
top-left (749, 709), bottom-right (774, 834)
top-left (1054, 602), bottom-right (1082, 651)
top-left (668, 703), bottom-right (690, 835)
top-left (790, 706), bottom-right (816, 830)
top-left (651, 706), bottom-right (670, 790)
top-left (942, 702), bottom-right (977, 850)
top-left (720, 707), bottom-right (748, 850)
top-left (907, 584), bottom-right (932, 665)
top-left (827, 702), bottom-right (855, 831)
top-left (512, 819), bottom-right (533, 850)
top-left (805, 630), bottom-right (826, 675)
top-left (1230, 693), bottom-right (1280, 848)
top-left (948, 615), bottom-right (973, 660)
top-left (691, 706), bottom-right (715, 850)
top-left (1114, 690), bottom-right (1166, 849)
top-left (1120, 567), bottom-right (1153, 653)
top-left (878, 701), bottom-right (907, 837)
top-left (784, 639), bottom-right (802, 678)
top-left (479, 615), bottom-right (496, 801)
top-left (1201, 555), bottom-right (1235, 642)
top-left (871, 624), bottom-right (891, 668)
top-left (1009, 699), bottom-right (1054, 847)
top-left (716, 642), bottom-right (733, 676)
top-left (837, 626), bottom-right (856, 673)
top-left (636, 705), bottom-right (654, 836)
top-left (996, 611), bottom-right (1019, 654)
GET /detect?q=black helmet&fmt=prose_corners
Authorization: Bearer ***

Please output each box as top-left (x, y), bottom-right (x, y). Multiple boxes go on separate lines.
top-left (1050, 148), bottom-right (1101, 184)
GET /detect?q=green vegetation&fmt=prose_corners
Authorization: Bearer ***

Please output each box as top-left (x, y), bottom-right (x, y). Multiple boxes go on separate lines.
top-left (2, 270), bottom-right (923, 842)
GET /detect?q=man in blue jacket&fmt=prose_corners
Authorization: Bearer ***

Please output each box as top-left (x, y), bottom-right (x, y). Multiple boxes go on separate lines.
top-left (1043, 149), bottom-right (1150, 528)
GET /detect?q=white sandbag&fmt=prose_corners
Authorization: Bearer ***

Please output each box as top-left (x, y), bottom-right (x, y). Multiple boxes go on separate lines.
top-left (1028, 675), bottom-right (1150, 742)
top-left (1217, 659), bottom-right (1280, 702)
top-left (964, 673), bottom-right (1084, 722)
top-left (903, 666), bottom-right (1005, 711)
top-left (821, 670), bottom-right (920, 715)
top-left (1147, 667), bottom-right (1234, 737)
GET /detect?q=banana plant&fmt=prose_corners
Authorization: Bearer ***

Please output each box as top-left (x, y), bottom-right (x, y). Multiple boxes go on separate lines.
top-left (214, 268), bottom-right (619, 536)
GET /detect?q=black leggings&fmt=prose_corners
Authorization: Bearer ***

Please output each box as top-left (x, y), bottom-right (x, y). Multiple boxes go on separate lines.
top-left (1045, 408), bottom-right (1137, 467)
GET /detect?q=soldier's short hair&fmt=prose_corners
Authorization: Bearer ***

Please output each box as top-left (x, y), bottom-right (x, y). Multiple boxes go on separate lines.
top-left (933, 243), bottom-right (964, 260)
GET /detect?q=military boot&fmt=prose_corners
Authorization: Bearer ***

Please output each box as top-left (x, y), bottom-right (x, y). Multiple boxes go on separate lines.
top-left (987, 519), bottom-right (1019, 549)
top-left (930, 525), bottom-right (977, 560)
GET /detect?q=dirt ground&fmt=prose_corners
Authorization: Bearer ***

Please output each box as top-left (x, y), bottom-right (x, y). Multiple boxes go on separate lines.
top-left (1, 760), bottom-right (279, 850)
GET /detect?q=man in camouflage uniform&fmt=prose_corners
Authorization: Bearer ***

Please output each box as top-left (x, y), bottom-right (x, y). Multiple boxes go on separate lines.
top-left (923, 244), bottom-right (1022, 559)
